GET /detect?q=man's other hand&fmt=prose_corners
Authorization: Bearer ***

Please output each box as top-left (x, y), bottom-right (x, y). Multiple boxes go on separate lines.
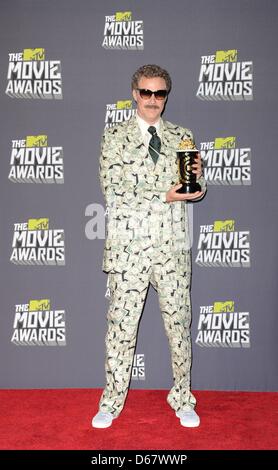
top-left (166, 184), bottom-right (204, 202)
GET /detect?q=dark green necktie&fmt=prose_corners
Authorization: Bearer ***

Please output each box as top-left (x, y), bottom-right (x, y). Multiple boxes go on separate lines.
top-left (148, 126), bottom-right (161, 164)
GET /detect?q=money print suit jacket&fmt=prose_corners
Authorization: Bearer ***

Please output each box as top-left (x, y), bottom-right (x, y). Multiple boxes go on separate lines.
top-left (99, 115), bottom-right (206, 273)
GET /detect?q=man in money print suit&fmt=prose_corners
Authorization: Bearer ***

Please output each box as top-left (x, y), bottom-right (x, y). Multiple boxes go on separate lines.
top-left (92, 65), bottom-right (207, 429)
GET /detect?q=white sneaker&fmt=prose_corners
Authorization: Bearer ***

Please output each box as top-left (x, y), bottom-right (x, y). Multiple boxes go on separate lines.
top-left (92, 411), bottom-right (114, 429)
top-left (175, 409), bottom-right (200, 428)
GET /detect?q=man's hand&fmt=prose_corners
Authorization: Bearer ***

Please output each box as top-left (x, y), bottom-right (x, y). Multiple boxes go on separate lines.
top-left (166, 184), bottom-right (204, 202)
top-left (192, 152), bottom-right (203, 179)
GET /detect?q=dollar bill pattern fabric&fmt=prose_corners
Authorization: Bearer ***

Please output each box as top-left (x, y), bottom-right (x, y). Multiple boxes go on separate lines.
top-left (98, 115), bottom-right (206, 417)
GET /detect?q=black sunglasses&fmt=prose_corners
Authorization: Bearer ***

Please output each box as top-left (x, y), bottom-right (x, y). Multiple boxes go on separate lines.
top-left (136, 88), bottom-right (168, 100)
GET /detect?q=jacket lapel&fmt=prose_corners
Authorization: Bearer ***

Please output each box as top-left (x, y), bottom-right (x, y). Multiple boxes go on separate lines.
top-left (156, 119), bottom-right (180, 179)
top-left (126, 115), bottom-right (143, 149)
top-left (123, 116), bottom-right (148, 171)
top-left (123, 116), bottom-right (181, 178)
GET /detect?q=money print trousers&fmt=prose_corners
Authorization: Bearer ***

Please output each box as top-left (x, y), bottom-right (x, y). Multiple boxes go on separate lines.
top-left (99, 245), bottom-right (196, 417)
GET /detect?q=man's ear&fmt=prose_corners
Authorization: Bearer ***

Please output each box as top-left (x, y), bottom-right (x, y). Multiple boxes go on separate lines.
top-left (132, 88), bottom-right (137, 102)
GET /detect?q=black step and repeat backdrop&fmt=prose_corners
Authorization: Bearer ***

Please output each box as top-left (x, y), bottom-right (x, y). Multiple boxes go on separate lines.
top-left (0, 0), bottom-right (277, 391)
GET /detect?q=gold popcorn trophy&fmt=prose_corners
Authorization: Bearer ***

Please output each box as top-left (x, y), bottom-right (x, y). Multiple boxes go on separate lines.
top-left (176, 138), bottom-right (201, 193)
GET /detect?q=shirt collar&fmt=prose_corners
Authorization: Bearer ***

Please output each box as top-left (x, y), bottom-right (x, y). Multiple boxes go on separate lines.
top-left (136, 111), bottom-right (161, 137)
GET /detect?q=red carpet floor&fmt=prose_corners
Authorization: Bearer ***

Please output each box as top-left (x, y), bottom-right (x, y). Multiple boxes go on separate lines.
top-left (0, 389), bottom-right (277, 450)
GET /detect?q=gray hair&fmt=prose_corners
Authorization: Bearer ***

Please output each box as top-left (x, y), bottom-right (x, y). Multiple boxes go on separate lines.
top-left (131, 64), bottom-right (172, 92)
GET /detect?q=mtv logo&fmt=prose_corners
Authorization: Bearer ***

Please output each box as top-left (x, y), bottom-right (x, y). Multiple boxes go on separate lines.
top-left (213, 301), bottom-right (234, 313)
top-left (215, 49), bottom-right (237, 63)
top-left (115, 11), bottom-right (132, 21)
top-left (26, 135), bottom-right (47, 147)
top-left (117, 100), bottom-right (132, 110)
top-left (29, 299), bottom-right (50, 312)
top-left (214, 137), bottom-right (236, 149)
top-left (28, 218), bottom-right (49, 230)
top-left (213, 220), bottom-right (235, 232)
top-left (23, 48), bottom-right (45, 61)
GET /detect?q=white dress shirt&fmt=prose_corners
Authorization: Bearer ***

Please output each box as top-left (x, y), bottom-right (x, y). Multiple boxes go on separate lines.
top-left (136, 111), bottom-right (162, 149)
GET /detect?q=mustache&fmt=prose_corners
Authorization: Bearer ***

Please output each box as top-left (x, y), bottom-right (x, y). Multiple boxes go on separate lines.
top-left (144, 104), bottom-right (160, 109)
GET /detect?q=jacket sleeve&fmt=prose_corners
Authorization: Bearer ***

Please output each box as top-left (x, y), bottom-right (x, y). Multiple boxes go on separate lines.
top-left (99, 127), bottom-right (167, 211)
top-left (196, 175), bottom-right (207, 193)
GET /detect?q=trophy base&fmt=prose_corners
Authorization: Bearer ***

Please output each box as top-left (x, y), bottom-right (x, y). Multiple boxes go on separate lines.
top-left (176, 182), bottom-right (202, 194)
